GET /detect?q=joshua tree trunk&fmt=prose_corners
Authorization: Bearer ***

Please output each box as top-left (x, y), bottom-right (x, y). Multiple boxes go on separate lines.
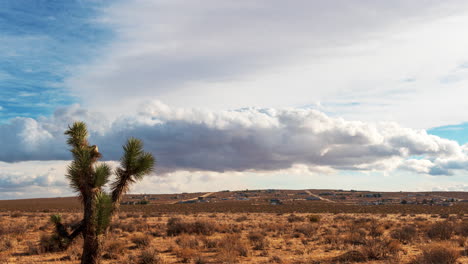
top-left (81, 191), bottom-right (101, 264)
top-left (82, 234), bottom-right (101, 264)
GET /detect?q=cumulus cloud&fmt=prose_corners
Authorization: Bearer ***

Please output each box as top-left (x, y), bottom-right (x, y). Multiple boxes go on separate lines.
top-left (0, 161), bottom-right (70, 198)
top-left (0, 102), bottom-right (466, 176)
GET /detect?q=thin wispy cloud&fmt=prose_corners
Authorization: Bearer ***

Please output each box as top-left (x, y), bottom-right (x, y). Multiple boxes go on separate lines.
top-left (0, 0), bottom-right (111, 120)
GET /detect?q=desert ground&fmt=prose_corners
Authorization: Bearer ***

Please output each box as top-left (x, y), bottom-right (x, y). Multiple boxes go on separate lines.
top-left (1, 190), bottom-right (468, 264)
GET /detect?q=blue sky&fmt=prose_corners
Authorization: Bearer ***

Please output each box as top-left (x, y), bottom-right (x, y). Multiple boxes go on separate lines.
top-left (428, 123), bottom-right (468, 145)
top-left (0, 0), bottom-right (110, 120)
top-left (2, 0), bottom-right (468, 199)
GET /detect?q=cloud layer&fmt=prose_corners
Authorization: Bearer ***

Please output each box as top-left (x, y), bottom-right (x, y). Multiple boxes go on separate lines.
top-left (0, 102), bottom-right (466, 176)
top-left (64, 0), bottom-right (468, 129)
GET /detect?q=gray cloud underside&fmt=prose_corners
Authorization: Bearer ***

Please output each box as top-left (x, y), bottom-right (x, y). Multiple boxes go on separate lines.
top-left (0, 102), bottom-right (466, 175)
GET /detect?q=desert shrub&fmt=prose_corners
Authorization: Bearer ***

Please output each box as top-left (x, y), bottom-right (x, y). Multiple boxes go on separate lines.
top-left (455, 221), bottom-right (468, 236)
top-left (427, 221), bottom-right (454, 240)
top-left (216, 252), bottom-right (239, 264)
top-left (175, 234), bottom-right (200, 249)
top-left (391, 225), bottom-right (417, 243)
top-left (322, 231), bottom-right (344, 249)
top-left (354, 217), bottom-right (373, 225)
top-left (332, 250), bottom-right (367, 263)
top-left (248, 231), bottom-right (268, 250)
top-left (103, 240), bottom-right (126, 259)
top-left (167, 217), bottom-right (189, 236)
top-left (235, 216), bottom-right (248, 222)
top-left (361, 238), bottom-right (402, 260)
top-left (343, 229), bottom-right (367, 245)
top-left (334, 215), bottom-right (354, 221)
top-left (412, 243), bottom-right (460, 264)
top-left (269, 255), bottom-right (283, 263)
top-left (139, 248), bottom-right (165, 264)
top-left (368, 221), bottom-right (384, 237)
top-left (127, 213), bottom-right (140, 218)
top-left (175, 248), bottom-right (198, 263)
top-left (200, 236), bottom-right (218, 249)
top-left (132, 219), bottom-right (150, 231)
top-left (415, 216), bottom-right (427, 221)
top-left (10, 212), bottom-right (23, 218)
top-left (218, 234), bottom-right (249, 257)
top-left (167, 218), bottom-right (215, 236)
top-left (287, 214), bottom-right (304, 223)
top-left (0, 223), bottom-right (27, 236)
top-left (38, 233), bottom-right (68, 253)
top-left (294, 224), bottom-right (317, 237)
top-left (65, 239), bottom-right (83, 261)
top-left (112, 220), bottom-right (136, 232)
top-left (131, 233), bottom-right (152, 248)
top-left (191, 220), bottom-right (215, 235)
top-left (193, 255), bottom-right (208, 264)
top-left (0, 236), bottom-right (17, 251)
top-left (113, 219), bottom-right (149, 233)
top-left (308, 214), bottom-right (321, 223)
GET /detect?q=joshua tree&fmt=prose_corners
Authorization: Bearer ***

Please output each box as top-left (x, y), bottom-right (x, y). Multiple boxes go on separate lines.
top-left (52, 121), bottom-right (154, 264)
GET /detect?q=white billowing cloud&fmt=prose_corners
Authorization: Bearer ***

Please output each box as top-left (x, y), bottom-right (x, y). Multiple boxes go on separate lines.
top-left (132, 164), bottom-right (332, 194)
top-left (0, 161), bottom-right (70, 198)
top-left (0, 102), bottom-right (466, 177)
top-left (0, 104), bottom-right (109, 161)
top-left (66, 0), bottom-right (468, 128)
top-left (400, 159), bottom-right (434, 174)
top-left (433, 184), bottom-right (468, 192)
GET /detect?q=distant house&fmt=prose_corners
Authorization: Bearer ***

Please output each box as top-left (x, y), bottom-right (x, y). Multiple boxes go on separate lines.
top-left (270, 199), bottom-right (283, 205)
top-left (120, 201), bottom-right (136, 205)
top-left (364, 193), bottom-right (382, 198)
top-left (177, 200), bottom-right (198, 204)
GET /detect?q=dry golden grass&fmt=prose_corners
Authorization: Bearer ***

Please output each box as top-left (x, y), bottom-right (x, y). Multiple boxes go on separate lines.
top-left (0, 212), bottom-right (467, 263)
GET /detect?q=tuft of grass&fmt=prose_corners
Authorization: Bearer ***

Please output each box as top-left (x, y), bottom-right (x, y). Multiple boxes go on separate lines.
top-left (412, 243), bottom-right (460, 264)
top-left (167, 218), bottom-right (215, 236)
top-left (308, 214), bottom-right (321, 223)
top-left (103, 240), bottom-right (126, 259)
top-left (247, 231), bottom-right (268, 250)
top-left (131, 233), bottom-right (152, 248)
top-left (391, 225), bottom-right (418, 243)
top-left (427, 221), bottom-right (454, 240)
top-left (287, 214), bottom-right (304, 223)
top-left (139, 248), bottom-right (165, 264)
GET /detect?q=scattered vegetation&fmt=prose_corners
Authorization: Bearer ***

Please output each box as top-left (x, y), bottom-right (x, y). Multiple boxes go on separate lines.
top-left (0, 206), bottom-right (467, 263)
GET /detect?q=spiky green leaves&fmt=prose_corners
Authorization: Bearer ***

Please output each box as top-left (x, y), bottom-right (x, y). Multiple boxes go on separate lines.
top-left (95, 192), bottom-right (112, 235)
top-left (111, 138), bottom-right (155, 205)
top-left (120, 138), bottom-right (155, 179)
top-left (64, 121), bottom-right (89, 149)
top-left (94, 163), bottom-right (111, 188)
top-left (50, 214), bottom-right (62, 225)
